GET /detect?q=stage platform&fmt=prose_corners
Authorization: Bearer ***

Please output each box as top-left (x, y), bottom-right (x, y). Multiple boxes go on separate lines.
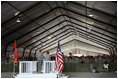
top-left (64, 72), bottom-right (117, 78)
top-left (1, 61), bottom-right (116, 78)
top-left (16, 73), bottom-right (57, 78)
top-left (1, 72), bottom-right (117, 78)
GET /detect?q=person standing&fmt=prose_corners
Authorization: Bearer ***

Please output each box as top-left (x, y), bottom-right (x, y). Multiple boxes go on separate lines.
top-left (103, 61), bottom-right (109, 72)
top-left (90, 61), bottom-right (94, 72)
top-left (44, 51), bottom-right (51, 61)
top-left (36, 50), bottom-right (43, 73)
top-left (68, 52), bottom-right (73, 59)
top-left (41, 51), bottom-right (51, 73)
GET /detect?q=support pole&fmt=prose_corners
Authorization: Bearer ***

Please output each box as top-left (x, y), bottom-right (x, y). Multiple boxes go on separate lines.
top-left (11, 62), bottom-right (16, 78)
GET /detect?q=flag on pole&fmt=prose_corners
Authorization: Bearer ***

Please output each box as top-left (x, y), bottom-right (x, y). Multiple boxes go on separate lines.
top-left (13, 40), bottom-right (18, 63)
top-left (55, 40), bottom-right (64, 73)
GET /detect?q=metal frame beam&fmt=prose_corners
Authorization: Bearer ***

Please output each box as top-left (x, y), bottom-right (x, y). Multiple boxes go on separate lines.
top-left (3, 6), bottom-right (117, 57)
top-left (40, 33), bottom-right (111, 51)
top-left (17, 15), bottom-right (116, 49)
top-left (13, 15), bottom-right (117, 48)
top-left (72, 29), bottom-right (114, 48)
top-left (2, 6), bottom-right (116, 41)
top-left (22, 28), bottom-right (71, 57)
top-left (17, 20), bottom-right (69, 47)
top-left (60, 7), bottom-right (116, 28)
top-left (25, 25), bottom-right (112, 55)
top-left (25, 26), bottom-right (111, 56)
top-left (70, 24), bottom-right (115, 46)
top-left (28, 25), bottom-right (111, 55)
top-left (66, 16), bottom-right (116, 40)
top-left (28, 32), bottom-right (73, 58)
top-left (18, 19), bottom-right (115, 51)
top-left (33, 33), bottom-right (73, 55)
top-left (4, 14), bottom-right (65, 45)
top-left (72, 32), bottom-right (112, 49)
top-left (4, 13), bottom-right (115, 58)
top-left (41, 26), bottom-right (112, 50)
top-left (2, 5), bottom-right (59, 39)
top-left (66, 20), bottom-right (116, 44)
top-left (23, 25), bottom-right (71, 53)
top-left (68, 1), bottom-right (116, 18)
top-left (2, 1), bottom-right (42, 25)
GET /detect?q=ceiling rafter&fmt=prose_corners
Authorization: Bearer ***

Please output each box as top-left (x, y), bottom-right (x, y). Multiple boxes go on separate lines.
top-left (66, 20), bottom-right (116, 43)
top-left (71, 26), bottom-right (115, 47)
top-left (26, 31), bottom-right (73, 57)
top-left (27, 25), bottom-right (112, 54)
top-left (61, 7), bottom-right (116, 28)
top-left (4, 13), bottom-right (115, 53)
top-left (41, 27), bottom-right (113, 51)
top-left (24, 28), bottom-right (72, 50)
top-left (2, 1), bottom-right (42, 25)
top-left (18, 15), bottom-right (116, 48)
top-left (40, 33), bottom-right (111, 51)
top-left (4, 6), bottom-right (116, 42)
top-left (22, 21), bottom-right (115, 51)
top-left (18, 21), bottom-right (69, 47)
top-left (17, 20), bottom-right (115, 52)
top-left (69, 1), bottom-right (116, 18)
top-left (4, 14), bottom-right (64, 45)
top-left (2, 1), bottom-right (117, 56)
top-left (4, 2), bottom-right (56, 43)
top-left (4, 13), bottom-right (116, 47)
top-left (2, 5), bottom-right (116, 40)
top-left (65, 15), bottom-right (116, 40)
top-left (2, 6), bottom-right (63, 40)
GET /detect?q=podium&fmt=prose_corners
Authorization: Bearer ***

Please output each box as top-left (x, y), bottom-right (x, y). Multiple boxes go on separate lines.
top-left (15, 61), bottom-right (68, 78)
top-left (15, 61), bottom-right (57, 78)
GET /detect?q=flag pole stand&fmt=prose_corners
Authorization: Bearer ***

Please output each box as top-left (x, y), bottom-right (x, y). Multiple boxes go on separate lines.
top-left (56, 71), bottom-right (59, 78)
top-left (57, 73), bottom-right (59, 78)
top-left (11, 40), bottom-right (18, 78)
top-left (11, 62), bottom-right (16, 78)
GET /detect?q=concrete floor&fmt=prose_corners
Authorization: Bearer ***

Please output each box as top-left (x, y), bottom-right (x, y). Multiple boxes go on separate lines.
top-left (1, 72), bottom-right (117, 78)
top-left (64, 72), bottom-right (117, 78)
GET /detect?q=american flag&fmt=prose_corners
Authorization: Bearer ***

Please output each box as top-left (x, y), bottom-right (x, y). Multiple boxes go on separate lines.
top-left (55, 41), bottom-right (64, 73)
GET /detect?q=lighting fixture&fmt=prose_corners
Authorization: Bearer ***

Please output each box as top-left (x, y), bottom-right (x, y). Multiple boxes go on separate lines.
top-left (15, 11), bottom-right (20, 16)
top-left (88, 14), bottom-right (94, 17)
top-left (48, 36), bottom-right (51, 39)
top-left (16, 17), bottom-right (21, 23)
top-left (15, 11), bottom-right (21, 23)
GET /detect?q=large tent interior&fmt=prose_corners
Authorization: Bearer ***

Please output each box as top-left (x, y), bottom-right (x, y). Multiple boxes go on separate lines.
top-left (1, 1), bottom-right (117, 78)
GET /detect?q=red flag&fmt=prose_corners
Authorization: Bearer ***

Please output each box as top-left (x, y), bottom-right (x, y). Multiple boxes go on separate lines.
top-left (13, 40), bottom-right (17, 48)
top-left (55, 41), bottom-right (64, 73)
top-left (13, 40), bottom-right (18, 63)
